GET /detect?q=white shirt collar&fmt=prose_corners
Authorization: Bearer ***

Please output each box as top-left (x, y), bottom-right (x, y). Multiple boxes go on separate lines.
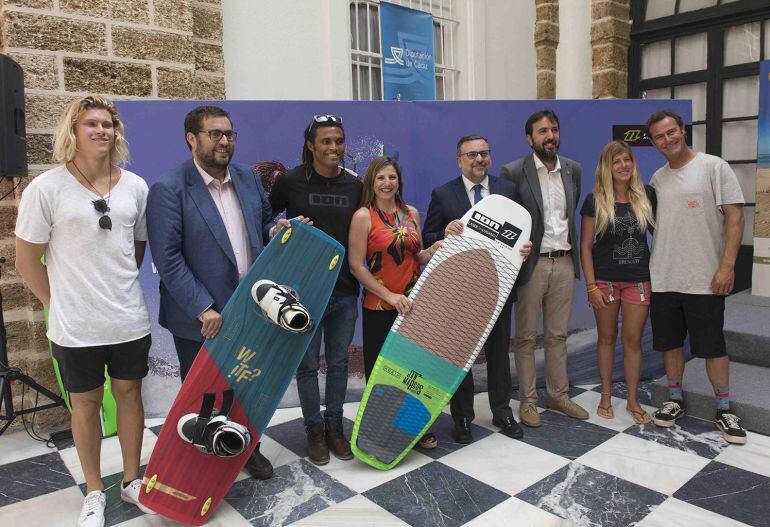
top-left (533, 153), bottom-right (561, 174)
top-left (194, 158), bottom-right (231, 186)
top-left (461, 174), bottom-right (489, 194)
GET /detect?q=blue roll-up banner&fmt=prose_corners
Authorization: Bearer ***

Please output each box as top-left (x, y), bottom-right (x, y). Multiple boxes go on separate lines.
top-left (380, 2), bottom-right (436, 101)
top-left (752, 60), bottom-right (770, 296)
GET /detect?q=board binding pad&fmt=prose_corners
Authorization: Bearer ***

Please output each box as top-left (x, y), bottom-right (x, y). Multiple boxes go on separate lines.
top-left (140, 220), bottom-right (343, 525)
top-left (351, 194), bottom-right (532, 470)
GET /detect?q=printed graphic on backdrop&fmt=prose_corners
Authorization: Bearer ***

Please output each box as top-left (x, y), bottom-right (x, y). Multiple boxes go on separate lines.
top-left (380, 2), bottom-right (436, 101)
top-left (117, 98), bottom-right (690, 417)
top-left (753, 60), bottom-right (770, 297)
top-left (612, 124), bottom-right (693, 147)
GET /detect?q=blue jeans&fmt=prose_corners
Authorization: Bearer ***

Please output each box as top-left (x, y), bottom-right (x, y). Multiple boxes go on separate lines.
top-left (296, 295), bottom-right (358, 426)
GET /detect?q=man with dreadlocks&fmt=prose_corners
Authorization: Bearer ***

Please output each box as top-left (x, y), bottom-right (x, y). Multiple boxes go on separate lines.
top-left (269, 114), bottom-right (362, 465)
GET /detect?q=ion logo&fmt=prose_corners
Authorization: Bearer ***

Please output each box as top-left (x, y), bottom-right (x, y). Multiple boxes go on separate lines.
top-left (472, 211), bottom-right (501, 231)
top-left (309, 194), bottom-right (349, 208)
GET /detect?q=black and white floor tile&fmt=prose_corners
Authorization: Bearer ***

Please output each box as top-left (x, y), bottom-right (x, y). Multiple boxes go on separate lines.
top-left (1, 383), bottom-right (768, 527)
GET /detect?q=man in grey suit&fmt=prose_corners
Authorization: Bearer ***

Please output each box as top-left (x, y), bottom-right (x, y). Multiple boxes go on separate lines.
top-left (500, 109), bottom-right (588, 427)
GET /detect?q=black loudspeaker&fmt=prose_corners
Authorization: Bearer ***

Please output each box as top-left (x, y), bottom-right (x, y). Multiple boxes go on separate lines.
top-left (0, 54), bottom-right (27, 180)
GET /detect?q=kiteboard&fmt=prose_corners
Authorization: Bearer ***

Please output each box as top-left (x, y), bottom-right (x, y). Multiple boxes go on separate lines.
top-left (140, 220), bottom-right (343, 524)
top-left (351, 194), bottom-right (531, 470)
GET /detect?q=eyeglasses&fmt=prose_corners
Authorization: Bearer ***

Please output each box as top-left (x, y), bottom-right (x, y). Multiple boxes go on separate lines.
top-left (92, 199), bottom-right (112, 230)
top-left (197, 129), bottom-right (237, 142)
top-left (459, 150), bottom-right (491, 160)
top-left (312, 114), bottom-right (342, 125)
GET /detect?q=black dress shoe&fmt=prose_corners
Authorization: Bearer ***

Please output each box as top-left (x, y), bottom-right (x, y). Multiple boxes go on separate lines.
top-left (452, 418), bottom-right (473, 444)
top-left (493, 415), bottom-right (524, 439)
top-left (244, 443), bottom-right (274, 480)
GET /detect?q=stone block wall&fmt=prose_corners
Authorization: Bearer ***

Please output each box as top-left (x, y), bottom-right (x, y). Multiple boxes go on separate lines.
top-left (534, 0), bottom-right (559, 99)
top-left (591, 0), bottom-right (631, 98)
top-left (0, 0), bottom-right (225, 431)
top-left (535, 0), bottom-right (631, 99)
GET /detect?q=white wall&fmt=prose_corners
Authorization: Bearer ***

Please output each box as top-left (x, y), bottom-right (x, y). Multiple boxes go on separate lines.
top-left (222, 0), bottom-right (352, 100)
top-left (457, 0), bottom-right (536, 100)
top-left (222, 0), bottom-right (537, 101)
top-left (556, 0), bottom-right (592, 99)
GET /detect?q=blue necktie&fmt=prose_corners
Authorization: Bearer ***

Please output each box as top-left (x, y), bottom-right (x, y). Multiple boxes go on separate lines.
top-left (473, 184), bottom-right (483, 204)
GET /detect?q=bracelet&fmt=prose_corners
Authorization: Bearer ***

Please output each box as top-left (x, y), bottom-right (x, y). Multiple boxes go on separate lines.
top-left (586, 286), bottom-right (599, 293)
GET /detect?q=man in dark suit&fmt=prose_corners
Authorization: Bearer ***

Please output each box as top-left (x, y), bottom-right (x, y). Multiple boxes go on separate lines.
top-left (499, 109), bottom-right (588, 428)
top-left (147, 106), bottom-right (287, 480)
top-left (423, 134), bottom-right (530, 443)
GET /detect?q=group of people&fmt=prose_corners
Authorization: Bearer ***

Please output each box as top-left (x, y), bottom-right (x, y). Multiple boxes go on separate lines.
top-left (13, 96), bottom-right (746, 527)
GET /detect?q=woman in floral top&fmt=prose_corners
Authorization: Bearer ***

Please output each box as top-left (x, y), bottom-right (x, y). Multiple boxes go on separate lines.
top-left (349, 156), bottom-right (441, 448)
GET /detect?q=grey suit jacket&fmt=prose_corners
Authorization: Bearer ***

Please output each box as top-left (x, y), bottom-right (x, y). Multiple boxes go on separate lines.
top-left (499, 154), bottom-right (582, 286)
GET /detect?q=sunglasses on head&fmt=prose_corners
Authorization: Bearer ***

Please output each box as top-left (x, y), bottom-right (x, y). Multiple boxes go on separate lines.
top-left (92, 199), bottom-right (112, 230)
top-left (312, 114), bottom-right (342, 125)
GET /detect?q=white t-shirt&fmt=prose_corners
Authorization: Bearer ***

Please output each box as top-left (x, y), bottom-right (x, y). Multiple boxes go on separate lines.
top-left (15, 165), bottom-right (151, 347)
top-left (650, 152), bottom-right (744, 295)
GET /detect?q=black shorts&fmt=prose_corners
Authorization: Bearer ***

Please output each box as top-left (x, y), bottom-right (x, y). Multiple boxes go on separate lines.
top-left (650, 292), bottom-right (726, 359)
top-left (51, 334), bottom-right (152, 393)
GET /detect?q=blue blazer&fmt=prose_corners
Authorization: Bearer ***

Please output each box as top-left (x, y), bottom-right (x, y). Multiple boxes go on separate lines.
top-left (147, 159), bottom-right (275, 341)
top-left (422, 175), bottom-right (521, 301)
top-left (422, 175), bottom-right (521, 246)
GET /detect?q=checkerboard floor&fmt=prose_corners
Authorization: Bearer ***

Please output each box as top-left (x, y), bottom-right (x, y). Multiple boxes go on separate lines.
top-left (2, 382), bottom-right (769, 527)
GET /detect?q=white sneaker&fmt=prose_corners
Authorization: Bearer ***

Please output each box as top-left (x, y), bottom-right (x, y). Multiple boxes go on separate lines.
top-left (120, 479), bottom-right (157, 514)
top-left (78, 490), bottom-right (106, 527)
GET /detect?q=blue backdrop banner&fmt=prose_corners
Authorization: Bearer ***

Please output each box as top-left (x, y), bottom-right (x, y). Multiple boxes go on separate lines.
top-left (116, 98), bottom-right (690, 416)
top-left (380, 2), bottom-right (436, 101)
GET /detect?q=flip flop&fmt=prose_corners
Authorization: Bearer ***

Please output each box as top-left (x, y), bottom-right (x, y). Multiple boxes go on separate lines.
top-left (418, 432), bottom-right (438, 449)
top-left (597, 392), bottom-right (614, 419)
top-left (626, 407), bottom-right (652, 424)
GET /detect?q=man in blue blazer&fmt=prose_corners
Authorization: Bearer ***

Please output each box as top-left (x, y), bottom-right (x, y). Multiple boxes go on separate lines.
top-left (147, 106), bottom-right (283, 480)
top-left (423, 134), bottom-right (528, 443)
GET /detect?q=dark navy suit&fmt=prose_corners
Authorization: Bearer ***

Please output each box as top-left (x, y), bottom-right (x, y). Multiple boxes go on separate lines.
top-left (147, 159), bottom-right (274, 377)
top-left (422, 175), bottom-right (520, 423)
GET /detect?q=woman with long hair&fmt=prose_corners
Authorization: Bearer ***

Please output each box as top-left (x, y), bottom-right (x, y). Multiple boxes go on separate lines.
top-left (580, 140), bottom-right (656, 424)
top-left (348, 156), bottom-right (441, 449)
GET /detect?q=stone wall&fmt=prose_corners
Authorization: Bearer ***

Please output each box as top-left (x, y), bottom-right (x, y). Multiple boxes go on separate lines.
top-left (534, 0), bottom-right (631, 99)
top-left (590, 0), bottom-right (631, 98)
top-left (534, 0), bottom-right (559, 99)
top-left (0, 0), bottom-right (225, 431)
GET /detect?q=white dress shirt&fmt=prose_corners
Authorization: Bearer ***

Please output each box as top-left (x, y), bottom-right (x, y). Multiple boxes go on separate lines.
top-left (461, 174), bottom-right (489, 206)
top-left (533, 153), bottom-right (570, 252)
top-left (194, 160), bottom-right (252, 280)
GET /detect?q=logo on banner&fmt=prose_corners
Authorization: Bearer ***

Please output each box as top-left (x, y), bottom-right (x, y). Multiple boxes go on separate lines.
top-left (612, 125), bottom-right (693, 147)
top-left (385, 46), bottom-right (405, 66)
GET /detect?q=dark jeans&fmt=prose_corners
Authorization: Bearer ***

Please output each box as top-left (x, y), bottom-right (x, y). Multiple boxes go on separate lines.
top-left (172, 335), bottom-right (203, 382)
top-left (296, 295), bottom-right (358, 426)
top-left (361, 308), bottom-right (399, 381)
top-left (450, 298), bottom-right (514, 422)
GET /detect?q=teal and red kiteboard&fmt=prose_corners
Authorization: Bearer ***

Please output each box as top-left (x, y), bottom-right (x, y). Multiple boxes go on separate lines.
top-left (351, 195), bottom-right (532, 470)
top-left (140, 220), bottom-right (343, 524)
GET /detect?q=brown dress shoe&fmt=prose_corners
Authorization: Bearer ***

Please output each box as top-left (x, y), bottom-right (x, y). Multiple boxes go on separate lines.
top-left (547, 397), bottom-right (589, 419)
top-left (244, 442), bottom-right (273, 480)
top-left (325, 419), bottom-right (353, 460)
top-left (306, 422), bottom-right (330, 465)
top-left (519, 402), bottom-right (542, 427)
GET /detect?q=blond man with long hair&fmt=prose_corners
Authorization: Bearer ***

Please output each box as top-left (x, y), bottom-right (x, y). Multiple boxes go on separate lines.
top-left (15, 96), bottom-right (154, 526)
top-left (580, 140), bottom-right (656, 425)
